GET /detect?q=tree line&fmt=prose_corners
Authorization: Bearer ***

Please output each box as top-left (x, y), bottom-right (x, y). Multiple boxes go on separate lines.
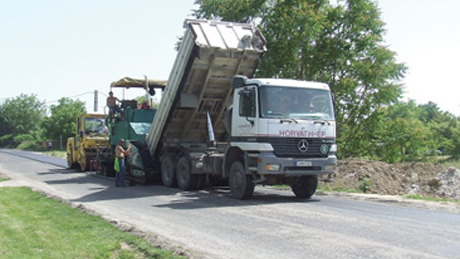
top-left (1, 0), bottom-right (458, 163)
top-left (0, 95), bottom-right (85, 150)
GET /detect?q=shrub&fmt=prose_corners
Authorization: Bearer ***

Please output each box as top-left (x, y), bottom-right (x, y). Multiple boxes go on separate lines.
top-left (17, 140), bottom-right (45, 151)
top-left (358, 177), bottom-right (372, 193)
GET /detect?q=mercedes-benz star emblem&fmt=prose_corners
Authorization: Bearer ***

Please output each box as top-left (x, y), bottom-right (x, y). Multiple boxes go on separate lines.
top-left (298, 140), bottom-right (309, 153)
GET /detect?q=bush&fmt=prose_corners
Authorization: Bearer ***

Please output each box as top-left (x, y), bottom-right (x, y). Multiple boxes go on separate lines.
top-left (17, 140), bottom-right (45, 151)
top-left (13, 134), bottom-right (34, 143)
top-left (0, 134), bottom-right (17, 147)
top-left (358, 177), bottom-right (372, 193)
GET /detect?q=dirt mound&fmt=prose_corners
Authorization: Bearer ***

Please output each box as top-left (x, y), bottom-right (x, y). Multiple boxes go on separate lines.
top-left (320, 158), bottom-right (459, 199)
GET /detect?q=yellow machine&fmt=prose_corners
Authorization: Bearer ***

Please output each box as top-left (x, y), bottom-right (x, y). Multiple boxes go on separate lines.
top-left (66, 113), bottom-right (110, 171)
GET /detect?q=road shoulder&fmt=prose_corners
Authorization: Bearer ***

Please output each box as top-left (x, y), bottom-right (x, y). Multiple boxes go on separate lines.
top-left (318, 191), bottom-right (460, 214)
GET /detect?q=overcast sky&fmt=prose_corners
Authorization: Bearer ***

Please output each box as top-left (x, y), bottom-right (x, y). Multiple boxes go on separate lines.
top-left (1, 0), bottom-right (459, 116)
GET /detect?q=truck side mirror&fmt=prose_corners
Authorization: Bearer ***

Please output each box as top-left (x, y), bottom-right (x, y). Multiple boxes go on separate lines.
top-left (232, 75), bottom-right (248, 89)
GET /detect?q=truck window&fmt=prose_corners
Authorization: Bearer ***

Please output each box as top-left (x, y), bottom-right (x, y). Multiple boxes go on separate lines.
top-left (84, 118), bottom-right (107, 135)
top-left (239, 89), bottom-right (256, 117)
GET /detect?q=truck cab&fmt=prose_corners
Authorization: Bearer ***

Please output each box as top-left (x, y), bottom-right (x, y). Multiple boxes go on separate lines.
top-left (67, 113), bottom-right (109, 171)
top-left (225, 76), bottom-right (337, 198)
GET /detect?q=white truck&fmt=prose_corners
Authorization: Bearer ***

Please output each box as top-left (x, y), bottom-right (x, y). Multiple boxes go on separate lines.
top-left (140, 19), bottom-right (337, 199)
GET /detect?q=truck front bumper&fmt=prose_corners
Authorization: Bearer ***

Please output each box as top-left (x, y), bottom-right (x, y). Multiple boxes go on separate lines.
top-left (256, 152), bottom-right (337, 176)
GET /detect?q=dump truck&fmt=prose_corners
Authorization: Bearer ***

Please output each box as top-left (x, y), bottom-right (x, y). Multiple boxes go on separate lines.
top-left (99, 19), bottom-right (337, 199)
top-left (67, 113), bottom-right (109, 171)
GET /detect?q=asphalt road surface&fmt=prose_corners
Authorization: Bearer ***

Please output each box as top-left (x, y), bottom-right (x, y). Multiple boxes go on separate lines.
top-left (1, 149), bottom-right (459, 259)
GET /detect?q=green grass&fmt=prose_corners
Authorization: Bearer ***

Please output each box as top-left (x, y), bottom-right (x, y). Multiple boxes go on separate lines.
top-left (42, 150), bottom-right (67, 159)
top-left (405, 194), bottom-right (460, 204)
top-left (317, 185), bottom-right (359, 193)
top-left (440, 157), bottom-right (460, 169)
top-left (0, 187), bottom-right (185, 259)
top-left (0, 177), bottom-right (8, 182)
top-left (17, 140), bottom-right (46, 151)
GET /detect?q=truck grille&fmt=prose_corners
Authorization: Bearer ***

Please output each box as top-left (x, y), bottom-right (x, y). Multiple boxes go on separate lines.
top-left (264, 138), bottom-right (332, 158)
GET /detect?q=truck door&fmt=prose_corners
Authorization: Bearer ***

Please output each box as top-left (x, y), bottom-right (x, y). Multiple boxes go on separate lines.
top-left (233, 85), bottom-right (258, 137)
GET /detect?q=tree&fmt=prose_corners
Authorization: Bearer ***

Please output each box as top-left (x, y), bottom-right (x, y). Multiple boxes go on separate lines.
top-left (381, 100), bottom-right (460, 161)
top-left (195, 0), bottom-right (407, 159)
top-left (42, 98), bottom-right (86, 142)
top-left (449, 125), bottom-right (460, 159)
top-left (0, 94), bottom-right (46, 143)
top-left (0, 116), bottom-right (13, 137)
top-left (378, 101), bottom-right (432, 162)
top-left (0, 116), bottom-right (14, 147)
top-left (417, 101), bottom-right (457, 156)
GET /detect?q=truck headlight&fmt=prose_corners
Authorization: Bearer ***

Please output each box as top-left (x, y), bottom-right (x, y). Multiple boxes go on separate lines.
top-left (265, 164), bottom-right (280, 171)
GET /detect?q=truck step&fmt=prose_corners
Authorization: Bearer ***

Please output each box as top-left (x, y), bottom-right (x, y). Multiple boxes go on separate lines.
top-left (248, 166), bottom-right (258, 172)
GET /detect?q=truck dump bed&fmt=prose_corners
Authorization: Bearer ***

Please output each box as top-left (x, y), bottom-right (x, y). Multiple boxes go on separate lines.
top-left (147, 19), bottom-right (266, 156)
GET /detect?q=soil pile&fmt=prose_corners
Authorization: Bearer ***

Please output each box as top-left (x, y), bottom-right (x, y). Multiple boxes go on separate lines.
top-left (320, 158), bottom-right (460, 200)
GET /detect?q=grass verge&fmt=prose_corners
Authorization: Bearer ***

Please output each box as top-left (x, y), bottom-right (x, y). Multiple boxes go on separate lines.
top-left (41, 150), bottom-right (67, 159)
top-left (440, 157), bottom-right (460, 169)
top-left (405, 194), bottom-right (460, 204)
top-left (0, 187), bottom-right (185, 259)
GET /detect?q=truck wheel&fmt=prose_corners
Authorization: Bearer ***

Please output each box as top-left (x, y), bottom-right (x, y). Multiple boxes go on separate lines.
top-left (66, 141), bottom-right (77, 169)
top-left (291, 175), bottom-right (318, 199)
top-left (67, 153), bottom-right (77, 169)
top-left (161, 155), bottom-right (177, 187)
top-left (176, 156), bottom-right (198, 191)
top-left (79, 153), bottom-right (88, 172)
top-left (229, 161), bottom-right (254, 200)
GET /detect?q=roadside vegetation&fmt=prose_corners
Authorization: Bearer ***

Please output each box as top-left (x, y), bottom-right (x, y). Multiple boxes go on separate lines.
top-left (0, 186), bottom-right (184, 259)
top-left (318, 178), bottom-right (460, 204)
top-left (440, 158), bottom-right (460, 169)
top-left (405, 194), bottom-right (460, 204)
top-left (42, 150), bottom-right (67, 159)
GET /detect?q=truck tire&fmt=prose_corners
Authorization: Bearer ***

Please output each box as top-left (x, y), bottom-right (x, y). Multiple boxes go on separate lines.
top-left (67, 153), bottom-right (77, 169)
top-left (176, 156), bottom-right (199, 191)
top-left (78, 153), bottom-right (89, 172)
top-left (291, 175), bottom-right (318, 199)
top-left (161, 155), bottom-right (177, 187)
top-left (229, 161), bottom-right (254, 200)
top-left (66, 143), bottom-right (78, 169)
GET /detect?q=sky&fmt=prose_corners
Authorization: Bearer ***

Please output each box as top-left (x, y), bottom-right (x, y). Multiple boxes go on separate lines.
top-left (1, 0), bottom-right (459, 116)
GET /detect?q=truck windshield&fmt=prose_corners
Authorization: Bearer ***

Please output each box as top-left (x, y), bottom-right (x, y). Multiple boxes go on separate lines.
top-left (84, 118), bottom-right (107, 135)
top-left (260, 85), bottom-right (334, 120)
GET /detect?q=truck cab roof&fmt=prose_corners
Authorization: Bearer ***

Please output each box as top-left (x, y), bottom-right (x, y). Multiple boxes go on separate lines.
top-left (245, 78), bottom-right (331, 90)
